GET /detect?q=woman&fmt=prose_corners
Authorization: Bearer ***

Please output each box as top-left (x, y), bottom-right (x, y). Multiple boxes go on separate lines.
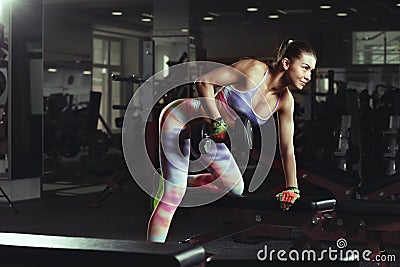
top-left (147, 39), bottom-right (317, 243)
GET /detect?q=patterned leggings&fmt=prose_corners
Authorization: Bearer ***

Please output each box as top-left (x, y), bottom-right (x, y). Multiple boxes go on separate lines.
top-left (147, 98), bottom-right (244, 243)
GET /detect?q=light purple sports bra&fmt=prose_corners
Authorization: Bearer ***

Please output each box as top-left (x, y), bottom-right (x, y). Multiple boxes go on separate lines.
top-left (215, 70), bottom-right (281, 126)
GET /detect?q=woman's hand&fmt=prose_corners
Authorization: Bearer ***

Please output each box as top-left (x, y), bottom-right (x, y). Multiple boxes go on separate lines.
top-left (210, 117), bottom-right (229, 143)
top-left (275, 187), bottom-right (300, 211)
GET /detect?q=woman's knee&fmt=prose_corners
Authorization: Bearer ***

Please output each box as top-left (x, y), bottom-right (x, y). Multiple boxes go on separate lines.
top-left (230, 179), bottom-right (244, 196)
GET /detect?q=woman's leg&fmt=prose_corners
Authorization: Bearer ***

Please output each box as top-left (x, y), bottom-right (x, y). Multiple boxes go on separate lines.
top-left (204, 143), bottom-right (245, 196)
top-left (187, 144), bottom-right (244, 195)
top-left (187, 173), bottom-right (219, 189)
top-left (147, 100), bottom-right (191, 243)
top-left (147, 99), bottom-right (244, 242)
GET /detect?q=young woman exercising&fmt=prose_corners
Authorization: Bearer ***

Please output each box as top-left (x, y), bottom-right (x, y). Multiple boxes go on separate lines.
top-left (147, 39), bottom-right (317, 243)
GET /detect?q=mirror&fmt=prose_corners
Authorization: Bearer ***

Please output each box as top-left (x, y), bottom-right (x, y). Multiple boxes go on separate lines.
top-left (0, 0), bottom-right (44, 201)
top-left (10, 0), bottom-right (43, 178)
top-left (0, 0), bottom-right (9, 177)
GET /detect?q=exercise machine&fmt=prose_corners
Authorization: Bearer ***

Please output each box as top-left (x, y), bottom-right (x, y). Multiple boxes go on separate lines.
top-left (89, 74), bottom-right (146, 208)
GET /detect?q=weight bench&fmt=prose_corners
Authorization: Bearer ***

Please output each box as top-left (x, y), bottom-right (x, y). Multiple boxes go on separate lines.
top-left (0, 232), bottom-right (205, 267)
top-left (185, 194), bottom-right (336, 247)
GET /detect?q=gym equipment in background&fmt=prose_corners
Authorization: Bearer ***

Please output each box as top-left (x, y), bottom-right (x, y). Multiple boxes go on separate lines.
top-left (88, 74), bottom-right (146, 208)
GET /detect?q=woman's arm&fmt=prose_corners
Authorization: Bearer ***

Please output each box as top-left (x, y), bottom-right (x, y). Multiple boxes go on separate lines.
top-left (275, 89), bottom-right (300, 210)
top-left (195, 67), bottom-right (240, 143)
top-left (195, 81), bottom-right (221, 120)
top-left (277, 89), bottom-right (298, 189)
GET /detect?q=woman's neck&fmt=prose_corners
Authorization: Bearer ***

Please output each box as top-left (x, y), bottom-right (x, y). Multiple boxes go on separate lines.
top-left (264, 67), bottom-right (288, 95)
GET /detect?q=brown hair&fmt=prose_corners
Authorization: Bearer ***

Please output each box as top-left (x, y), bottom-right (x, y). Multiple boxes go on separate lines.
top-left (269, 39), bottom-right (317, 69)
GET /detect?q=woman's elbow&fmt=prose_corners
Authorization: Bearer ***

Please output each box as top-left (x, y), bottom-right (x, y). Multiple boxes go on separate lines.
top-left (279, 145), bottom-right (295, 160)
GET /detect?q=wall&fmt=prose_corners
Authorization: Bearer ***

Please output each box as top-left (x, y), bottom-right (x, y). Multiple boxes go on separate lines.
top-left (44, 13), bottom-right (92, 64)
top-left (201, 24), bottom-right (352, 67)
top-left (43, 11), bottom-right (93, 101)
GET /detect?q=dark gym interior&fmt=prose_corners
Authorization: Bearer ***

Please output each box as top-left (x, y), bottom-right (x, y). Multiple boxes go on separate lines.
top-left (0, 0), bottom-right (400, 266)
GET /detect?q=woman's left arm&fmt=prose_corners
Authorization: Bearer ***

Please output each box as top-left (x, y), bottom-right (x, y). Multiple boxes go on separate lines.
top-left (277, 89), bottom-right (298, 188)
top-left (275, 89), bottom-right (300, 210)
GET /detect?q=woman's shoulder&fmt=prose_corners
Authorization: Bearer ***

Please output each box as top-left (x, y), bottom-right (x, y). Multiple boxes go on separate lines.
top-left (232, 58), bottom-right (268, 77)
top-left (233, 58), bottom-right (266, 68)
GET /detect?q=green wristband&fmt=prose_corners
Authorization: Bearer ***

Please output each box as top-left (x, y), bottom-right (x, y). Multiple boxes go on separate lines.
top-left (211, 117), bottom-right (228, 135)
top-left (286, 187), bottom-right (300, 194)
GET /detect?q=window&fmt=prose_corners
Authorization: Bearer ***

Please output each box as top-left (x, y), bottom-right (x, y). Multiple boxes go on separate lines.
top-left (92, 36), bottom-right (122, 132)
top-left (353, 31), bottom-right (400, 64)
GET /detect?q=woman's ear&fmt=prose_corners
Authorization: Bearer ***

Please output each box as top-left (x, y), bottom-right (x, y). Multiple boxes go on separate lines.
top-left (281, 57), bottom-right (290, 70)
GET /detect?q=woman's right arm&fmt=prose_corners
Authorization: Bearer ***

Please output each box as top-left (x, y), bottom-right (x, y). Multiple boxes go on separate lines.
top-left (194, 64), bottom-right (243, 120)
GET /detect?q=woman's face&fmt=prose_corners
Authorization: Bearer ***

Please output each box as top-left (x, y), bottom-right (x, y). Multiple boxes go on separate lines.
top-left (285, 53), bottom-right (316, 90)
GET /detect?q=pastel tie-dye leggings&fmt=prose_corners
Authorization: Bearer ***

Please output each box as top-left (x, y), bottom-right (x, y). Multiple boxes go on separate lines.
top-left (147, 98), bottom-right (244, 243)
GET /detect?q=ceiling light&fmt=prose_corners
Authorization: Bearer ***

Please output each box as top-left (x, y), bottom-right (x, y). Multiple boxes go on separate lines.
top-left (82, 70), bottom-right (92, 75)
top-left (246, 7), bottom-right (258, 12)
top-left (203, 16), bottom-right (214, 21)
top-left (268, 14), bottom-right (279, 19)
top-left (336, 12), bottom-right (348, 17)
top-left (320, 5), bottom-right (332, 9)
top-left (181, 28), bottom-right (189, 33)
top-left (141, 18), bottom-right (152, 22)
top-left (396, 2), bottom-right (400, 7)
top-left (111, 11), bottom-right (123, 16)
top-left (47, 68), bottom-right (57, 73)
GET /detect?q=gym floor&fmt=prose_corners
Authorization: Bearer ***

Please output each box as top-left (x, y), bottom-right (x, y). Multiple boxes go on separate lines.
top-left (0, 152), bottom-right (399, 267)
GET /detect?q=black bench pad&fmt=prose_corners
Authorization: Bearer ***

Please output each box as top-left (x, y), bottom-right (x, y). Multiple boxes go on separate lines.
top-left (0, 232), bottom-right (205, 267)
top-left (334, 199), bottom-right (400, 216)
top-left (208, 194), bottom-right (336, 212)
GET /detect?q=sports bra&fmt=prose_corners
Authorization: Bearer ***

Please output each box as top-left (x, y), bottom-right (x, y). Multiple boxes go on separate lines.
top-left (215, 70), bottom-right (281, 126)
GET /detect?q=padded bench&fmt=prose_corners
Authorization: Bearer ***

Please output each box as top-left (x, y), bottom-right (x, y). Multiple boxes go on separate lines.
top-left (0, 232), bottom-right (205, 267)
top-left (210, 194), bottom-right (336, 212)
top-left (186, 194), bottom-right (336, 245)
top-left (335, 199), bottom-right (400, 216)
